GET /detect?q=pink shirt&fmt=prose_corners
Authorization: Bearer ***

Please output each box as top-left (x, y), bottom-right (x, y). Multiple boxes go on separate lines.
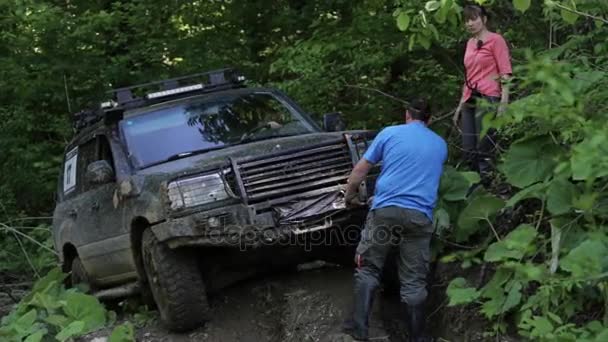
top-left (461, 32), bottom-right (512, 102)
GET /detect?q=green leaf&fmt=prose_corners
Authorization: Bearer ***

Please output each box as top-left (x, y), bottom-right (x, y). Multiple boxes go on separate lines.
top-left (439, 167), bottom-right (479, 202)
top-left (397, 12), bottom-right (411, 31)
top-left (63, 292), bottom-right (106, 332)
top-left (44, 314), bottom-right (69, 328)
top-left (513, 262), bottom-right (546, 282)
top-left (499, 136), bottom-right (560, 188)
top-left (560, 9), bottom-right (578, 24)
top-left (456, 193), bottom-right (505, 242)
top-left (408, 34), bottom-right (417, 51)
top-left (418, 35), bottom-right (431, 49)
top-left (55, 321), bottom-right (85, 342)
top-left (24, 330), bottom-right (46, 342)
top-left (433, 207), bottom-right (450, 235)
top-left (446, 277), bottom-right (480, 306)
top-left (513, 0), bottom-right (531, 12)
top-left (484, 224), bottom-right (537, 262)
top-left (506, 182), bottom-right (547, 207)
top-left (546, 178), bottom-right (576, 215)
top-left (110, 322), bottom-right (135, 342)
top-left (529, 316), bottom-right (554, 337)
top-left (14, 309), bottom-right (38, 334)
top-left (425, 1), bottom-right (441, 11)
top-left (502, 281), bottom-right (522, 312)
top-left (21, 268), bottom-right (66, 304)
top-left (560, 239), bottom-right (607, 278)
top-left (29, 292), bottom-right (63, 311)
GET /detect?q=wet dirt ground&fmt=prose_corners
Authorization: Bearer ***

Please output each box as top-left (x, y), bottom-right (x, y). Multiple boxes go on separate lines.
top-left (77, 263), bottom-right (415, 342)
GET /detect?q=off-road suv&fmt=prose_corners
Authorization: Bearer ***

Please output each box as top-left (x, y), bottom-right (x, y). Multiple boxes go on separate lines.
top-left (52, 68), bottom-right (377, 331)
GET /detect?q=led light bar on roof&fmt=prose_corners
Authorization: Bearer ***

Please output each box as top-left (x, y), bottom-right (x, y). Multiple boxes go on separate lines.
top-left (146, 83), bottom-right (204, 100)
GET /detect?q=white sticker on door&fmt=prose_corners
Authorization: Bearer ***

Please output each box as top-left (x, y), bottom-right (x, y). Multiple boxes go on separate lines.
top-left (64, 147), bottom-right (78, 194)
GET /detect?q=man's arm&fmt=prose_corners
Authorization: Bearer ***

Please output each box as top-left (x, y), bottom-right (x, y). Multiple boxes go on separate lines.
top-left (344, 158), bottom-right (374, 204)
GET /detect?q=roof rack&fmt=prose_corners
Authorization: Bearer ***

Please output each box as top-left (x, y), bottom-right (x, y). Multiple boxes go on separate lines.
top-left (73, 68), bottom-right (246, 132)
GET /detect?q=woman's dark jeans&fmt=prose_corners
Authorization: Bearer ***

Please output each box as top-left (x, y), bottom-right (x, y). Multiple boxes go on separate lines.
top-left (460, 95), bottom-right (500, 178)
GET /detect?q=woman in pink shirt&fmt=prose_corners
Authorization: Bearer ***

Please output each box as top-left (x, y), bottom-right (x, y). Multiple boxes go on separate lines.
top-left (452, 4), bottom-right (512, 182)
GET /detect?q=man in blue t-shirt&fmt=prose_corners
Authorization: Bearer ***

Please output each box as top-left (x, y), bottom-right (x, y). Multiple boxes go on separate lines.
top-left (342, 99), bottom-right (447, 341)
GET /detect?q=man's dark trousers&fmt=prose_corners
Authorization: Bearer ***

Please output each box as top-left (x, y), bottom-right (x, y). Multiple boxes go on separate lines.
top-left (348, 206), bottom-right (433, 340)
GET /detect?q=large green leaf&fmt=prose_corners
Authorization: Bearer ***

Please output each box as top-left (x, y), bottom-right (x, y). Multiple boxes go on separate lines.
top-left (484, 224), bottom-right (537, 262)
top-left (546, 178), bottom-right (576, 215)
top-left (456, 193), bottom-right (505, 242)
top-left (55, 321), bottom-right (85, 342)
top-left (499, 136), bottom-right (560, 188)
top-left (24, 330), bottom-right (46, 342)
top-left (396, 12), bottom-right (411, 31)
top-left (513, 0), bottom-right (531, 12)
top-left (425, 1), bottom-right (441, 11)
top-left (446, 277), bottom-right (480, 306)
top-left (561, 9), bottom-right (578, 24)
top-left (502, 280), bottom-right (522, 312)
top-left (439, 166), bottom-right (479, 202)
top-left (433, 207), bottom-right (450, 235)
top-left (63, 292), bottom-right (106, 332)
top-left (560, 239), bottom-right (607, 278)
top-left (506, 182), bottom-right (547, 207)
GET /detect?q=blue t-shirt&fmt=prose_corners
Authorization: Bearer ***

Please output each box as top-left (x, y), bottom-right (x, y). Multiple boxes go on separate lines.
top-left (363, 122), bottom-right (447, 220)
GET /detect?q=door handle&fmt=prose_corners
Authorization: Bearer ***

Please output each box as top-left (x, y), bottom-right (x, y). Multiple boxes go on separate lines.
top-left (68, 209), bottom-right (77, 218)
top-left (91, 202), bottom-right (100, 211)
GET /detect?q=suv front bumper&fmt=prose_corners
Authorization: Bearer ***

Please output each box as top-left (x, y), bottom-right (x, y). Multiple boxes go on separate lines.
top-left (151, 199), bottom-right (368, 249)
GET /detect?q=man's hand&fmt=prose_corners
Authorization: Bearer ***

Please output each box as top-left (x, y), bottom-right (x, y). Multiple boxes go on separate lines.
top-left (346, 195), bottom-right (364, 208)
top-left (343, 188), bottom-right (364, 208)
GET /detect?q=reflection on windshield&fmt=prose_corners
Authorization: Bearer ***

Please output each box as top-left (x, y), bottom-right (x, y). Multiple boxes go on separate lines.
top-left (120, 92), bottom-right (313, 168)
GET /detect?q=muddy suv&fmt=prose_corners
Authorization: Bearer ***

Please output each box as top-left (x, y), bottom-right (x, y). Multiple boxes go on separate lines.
top-left (52, 68), bottom-right (376, 331)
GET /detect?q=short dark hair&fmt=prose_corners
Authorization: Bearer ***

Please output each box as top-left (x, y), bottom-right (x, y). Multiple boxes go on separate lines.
top-left (463, 3), bottom-right (488, 21)
top-left (408, 98), bottom-right (431, 122)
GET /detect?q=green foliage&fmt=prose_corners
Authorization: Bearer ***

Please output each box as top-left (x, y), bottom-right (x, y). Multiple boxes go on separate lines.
top-left (484, 224), bottom-right (537, 262)
top-left (499, 135), bottom-right (561, 189)
top-left (428, 0), bottom-right (608, 339)
top-left (109, 322), bottom-right (135, 342)
top-left (456, 193), bottom-right (505, 242)
top-left (446, 277), bottom-right (480, 306)
top-left (0, 268), bottom-right (110, 341)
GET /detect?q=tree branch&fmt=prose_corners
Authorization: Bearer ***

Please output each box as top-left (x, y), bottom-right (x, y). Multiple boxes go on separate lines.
top-left (554, 3), bottom-right (608, 24)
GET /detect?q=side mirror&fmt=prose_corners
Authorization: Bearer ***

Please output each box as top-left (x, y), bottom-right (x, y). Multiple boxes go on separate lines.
top-left (323, 112), bottom-right (346, 132)
top-left (86, 160), bottom-right (115, 185)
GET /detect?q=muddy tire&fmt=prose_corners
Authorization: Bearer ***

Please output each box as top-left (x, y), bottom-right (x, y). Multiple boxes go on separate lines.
top-left (141, 229), bottom-right (209, 332)
top-left (71, 257), bottom-right (94, 291)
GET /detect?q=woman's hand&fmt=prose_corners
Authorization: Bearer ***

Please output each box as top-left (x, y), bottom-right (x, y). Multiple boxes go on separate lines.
top-left (452, 103), bottom-right (463, 129)
top-left (497, 102), bottom-right (507, 116)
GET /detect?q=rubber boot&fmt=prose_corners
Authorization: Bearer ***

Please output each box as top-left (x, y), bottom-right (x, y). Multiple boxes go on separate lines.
top-left (342, 280), bottom-right (375, 341)
top-left (405, 303), bottom-right (433, 342)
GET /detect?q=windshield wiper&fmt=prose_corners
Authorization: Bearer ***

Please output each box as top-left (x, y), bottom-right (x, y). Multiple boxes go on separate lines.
top-left (144, 145), bottom-right (230, 168)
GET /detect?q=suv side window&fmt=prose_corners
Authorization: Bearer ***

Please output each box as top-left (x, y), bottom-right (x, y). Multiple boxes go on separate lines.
top-left (82, 135), bottom-right (116, 193)
top-left (60, 135), bottom-right (116, 199)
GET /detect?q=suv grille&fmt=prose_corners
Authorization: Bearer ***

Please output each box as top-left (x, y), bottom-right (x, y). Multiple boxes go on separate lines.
top-left (235, 140), bottom-right (353, 204)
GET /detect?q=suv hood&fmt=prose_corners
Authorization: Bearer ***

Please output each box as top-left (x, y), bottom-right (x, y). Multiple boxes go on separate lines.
top-left (138, 130), bottom-right (375, 177)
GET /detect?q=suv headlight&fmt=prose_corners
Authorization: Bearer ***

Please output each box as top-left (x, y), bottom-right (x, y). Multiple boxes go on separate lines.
top-left (167, 172), bottom-right (230, 210)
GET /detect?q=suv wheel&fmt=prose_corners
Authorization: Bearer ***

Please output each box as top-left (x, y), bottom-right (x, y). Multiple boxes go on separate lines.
top-left (141, 229), bottom-right (209, 332)
top-left (71, 257), bottom-right (94, 291)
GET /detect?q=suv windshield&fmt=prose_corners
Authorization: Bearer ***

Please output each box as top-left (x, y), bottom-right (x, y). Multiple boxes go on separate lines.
top-left (120, 92), bottom-right (315, 168)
